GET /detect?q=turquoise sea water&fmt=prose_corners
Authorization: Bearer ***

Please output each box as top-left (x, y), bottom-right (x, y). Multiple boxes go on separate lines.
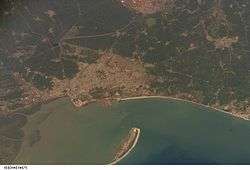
top-left (15, 97), bottom-right (250, 164)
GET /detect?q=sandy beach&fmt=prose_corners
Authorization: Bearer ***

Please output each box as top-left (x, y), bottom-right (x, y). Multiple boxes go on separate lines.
top-left (119, 96), bottom-right (250, 121)
top-left (109, 128), bottom-right (141, 165)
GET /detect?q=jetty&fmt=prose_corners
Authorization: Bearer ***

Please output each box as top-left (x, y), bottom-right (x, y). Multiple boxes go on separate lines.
top-left (70, 98), bottom-right (96, 108)
top-left (109, 127), bottom-right (141, 165)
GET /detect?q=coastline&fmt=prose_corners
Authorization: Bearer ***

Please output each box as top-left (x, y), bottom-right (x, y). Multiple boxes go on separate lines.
top-left (109, 128), bottom-right (141, 165)
top-left (118, 96), bottom-right (250, 121)
top-left (13, 95), bottom-right (65, 115)
top-left (16, 94), bottom-right (249, 122)
top-left (12, 95), bottom-right (249, 164)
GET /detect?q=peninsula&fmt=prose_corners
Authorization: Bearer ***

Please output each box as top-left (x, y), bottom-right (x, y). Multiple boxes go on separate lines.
top-left (110, 127), bottom-right (141, 165)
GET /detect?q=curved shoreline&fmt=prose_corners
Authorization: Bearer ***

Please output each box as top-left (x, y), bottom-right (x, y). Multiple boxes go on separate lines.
top-left (119, 96), bottom-right (249, 121)
top-left (109, 128), bottom-right (141, 165)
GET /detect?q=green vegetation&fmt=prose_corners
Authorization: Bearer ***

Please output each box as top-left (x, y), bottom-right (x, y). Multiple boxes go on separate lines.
top-left (0, 1), bottom-right (249, 106)
top-left (0, 0), bottom-right (250, 163)
top-left (90, 87), bottom-right (108, 99)
top-left (0, 113), bottom-right (26, 164)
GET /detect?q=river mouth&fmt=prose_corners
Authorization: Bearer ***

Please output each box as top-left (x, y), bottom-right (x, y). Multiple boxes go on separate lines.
top-left (15, 97), bottom-right (250, 164)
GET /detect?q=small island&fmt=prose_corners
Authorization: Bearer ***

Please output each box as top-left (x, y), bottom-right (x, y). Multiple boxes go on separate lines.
top-left (110, 127), bottom-right (141, 165)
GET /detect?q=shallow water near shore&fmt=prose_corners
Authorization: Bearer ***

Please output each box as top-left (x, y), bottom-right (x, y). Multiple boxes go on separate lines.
top-left (15, 97), bottom-right (250, 164)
